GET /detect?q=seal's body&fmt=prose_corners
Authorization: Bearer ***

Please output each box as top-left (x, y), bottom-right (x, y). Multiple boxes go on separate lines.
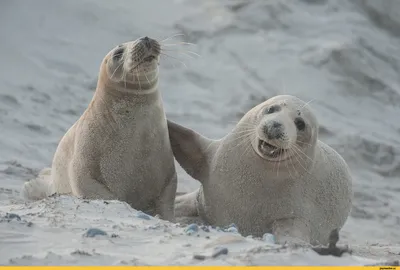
top-left (169, 95), bottom-right (352, 244)
top-left (23, 37), bottom-right (177, 221)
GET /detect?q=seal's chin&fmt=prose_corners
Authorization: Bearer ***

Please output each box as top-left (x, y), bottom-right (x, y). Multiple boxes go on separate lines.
top-left (257, 139), bottom-right (287, 159)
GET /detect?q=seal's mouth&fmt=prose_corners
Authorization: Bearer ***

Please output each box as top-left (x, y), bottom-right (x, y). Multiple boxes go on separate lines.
top-left (258, 139), bottom-right (286, 158)
top-left (130, 54), bottom-right (159, 70)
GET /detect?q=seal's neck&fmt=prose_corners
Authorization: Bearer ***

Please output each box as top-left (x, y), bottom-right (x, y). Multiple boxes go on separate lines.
top-left (88, 65), bottom-right (161, 114)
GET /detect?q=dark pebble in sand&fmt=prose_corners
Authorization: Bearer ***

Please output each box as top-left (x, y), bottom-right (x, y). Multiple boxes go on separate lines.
top-left (200, 225), bottom-right (210, 232)
top-left (83, 228), bottom-right (108, 238)
top-left (211, 247), bottom-right (229, 258)
top-left (5, 213), bottom-right (21, 221)
top-left (136, 211), bottom-right (151, 220)
top-left (193, 254), bottom-right (206, 260)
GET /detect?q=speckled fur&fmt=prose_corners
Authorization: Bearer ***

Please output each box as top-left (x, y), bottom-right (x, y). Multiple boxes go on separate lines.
top-left (169, 95), bottom-right (352, 244)
top-left (22, 38), bottom-right (177, 222)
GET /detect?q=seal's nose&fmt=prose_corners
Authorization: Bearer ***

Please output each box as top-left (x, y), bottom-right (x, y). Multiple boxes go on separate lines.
top-left (264, 121), bottom-right (283, 140)
top-left (140, 36), bottom-right (152, 49)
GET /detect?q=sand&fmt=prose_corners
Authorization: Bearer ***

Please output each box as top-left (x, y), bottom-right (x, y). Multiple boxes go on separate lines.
top-left (0, 0), bottom-right (399, 265)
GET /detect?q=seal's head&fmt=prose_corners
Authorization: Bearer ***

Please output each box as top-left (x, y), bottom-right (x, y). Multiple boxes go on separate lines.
top-left (248, 95), bottom-right (318, 162)
top-left (102, 36), bottom-right (161, 93)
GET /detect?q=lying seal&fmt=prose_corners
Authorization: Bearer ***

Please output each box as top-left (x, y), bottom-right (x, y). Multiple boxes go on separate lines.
top-left (169, 95), bottom-right (353, 244)
top-left (22, 37), bottom-right (177, 221)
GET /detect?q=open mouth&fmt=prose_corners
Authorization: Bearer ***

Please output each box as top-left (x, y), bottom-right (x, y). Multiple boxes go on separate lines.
top-left (258, 139), bottom-right (286, 158)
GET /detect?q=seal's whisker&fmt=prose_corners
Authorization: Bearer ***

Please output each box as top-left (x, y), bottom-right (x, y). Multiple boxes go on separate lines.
top-left (292, 144), bottom-right (314, 163)
top-left (237, 133), bottom-right (254, 148)
top-left (160, 53), bottom-right (187, 68)
top-left (231, 132), bottom-right (256, 139)
top-left (123, 68), bottom-right (128, 89)
top-left (284, 151), bottom-right (294, 179)
top-left (110, 61), bottom-right (124, 81)
top-left (274, 147), bottom-right (283, 177)
top-left (236, 121), bottom-right (256, 126)
top-left (233, 128), bottom-right (257, 135)
top-left (288, 149), bottom-right (300, 177)
top-left (240, 139), bottom-right (254, 161)
top-left (161, 48), bottom-right (201, 59)
top-left (159, 33), bottom-right (185, 43)
top-left (227, 132), bottom-right (253, 153)
top-left (161, 42), bottom-right (196, 46)
top-left (296, 140), bottom-right (313, 147)
top-left (291, 145), bottom-right (310, 165)
top-left (300, 98), bottom-right (316, 110)
top-left (291, 146), bottom-right (312, 175)
top-left (290, 146), bottom-right (309, 174)
top-left (204, 139), bottom-right (219, 153)
top-left (183, 50), bottom-right (201, 57)
top-left (228, 135), bottom-right (252, 151)
top-left (228, 130), bottom-right (255, 144)
top-left (176, 52), bottom-right (196, 60)
top-left (144, 73), bottom-right (151, 85)
top-left (235, 122), bottom-right (257, 130)
top-left (163, 56), bottom-right (177, 69)
top-left (136, 73), bottom-right (142, 91)
top-left (290, 144), bottom-right (307, 164)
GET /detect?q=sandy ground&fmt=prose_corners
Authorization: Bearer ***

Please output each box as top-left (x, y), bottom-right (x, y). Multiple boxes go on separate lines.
top-left (0, 0), bottom-right (400, 265)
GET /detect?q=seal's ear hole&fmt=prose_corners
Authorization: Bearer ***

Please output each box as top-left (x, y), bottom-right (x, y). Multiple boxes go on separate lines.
top-left (265, 105), bottom-right (281, 114)
top-left (113, 46), bottom-right (125, 61)
top-left (294, 117), bottom-right (306, 131)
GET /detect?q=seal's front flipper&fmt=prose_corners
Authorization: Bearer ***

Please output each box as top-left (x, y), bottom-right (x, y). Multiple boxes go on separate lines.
top-left (155, 171), bottom-right (177, 223)
top-left (70, 174), bottom-right (117, 201)
top-left (174, 188), bottom-right (200, 218)
top-left (167, 119), bottom-right (218, 183)
top-left (272, 218), bottom-right (312, 245)
top-left (312, 229), bottom-right (352, 257)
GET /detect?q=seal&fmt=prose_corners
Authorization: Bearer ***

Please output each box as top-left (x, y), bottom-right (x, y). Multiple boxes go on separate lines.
top-left (169, 95), bottom-right (353, 245)
top-left (22, 37), bottom-right (177, 222)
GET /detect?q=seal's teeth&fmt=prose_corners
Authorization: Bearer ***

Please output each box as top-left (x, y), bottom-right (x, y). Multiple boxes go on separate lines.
top-left (262, 142), bottom-right (267, 147)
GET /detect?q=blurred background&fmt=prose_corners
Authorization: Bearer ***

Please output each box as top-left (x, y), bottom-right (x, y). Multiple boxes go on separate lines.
top-left (0, 0), bottom-right (399, 245)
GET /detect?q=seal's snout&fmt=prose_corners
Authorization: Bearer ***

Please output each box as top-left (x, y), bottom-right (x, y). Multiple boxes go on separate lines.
top-left (264, 121), bottom-right (284, 140)
top-left (137, 36), bottom-right (160, 55)
top-left (140, 36), bottom-right (152, 49)
top-left (255, 117), bottom-right (295, 159)
top-left (130, 36), bottom-right (160, 65)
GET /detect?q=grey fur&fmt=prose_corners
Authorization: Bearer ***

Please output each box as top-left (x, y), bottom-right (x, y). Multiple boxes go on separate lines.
top-left (169, 95), bottom-right (353, 244)
top-left (22, 37), bottom-right (177, 222)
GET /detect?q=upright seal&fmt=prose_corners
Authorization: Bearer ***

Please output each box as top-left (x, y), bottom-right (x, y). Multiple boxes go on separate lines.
top-left (169, 95), bottom-right (353, 244)
top-left (22, 37), bottom-right (177, 221)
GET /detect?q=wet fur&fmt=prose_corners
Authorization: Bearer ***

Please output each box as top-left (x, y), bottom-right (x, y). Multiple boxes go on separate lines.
top-left (169, 95), bottom-right (353, 244)
top-left (22, 38), bottom-right (177, 222)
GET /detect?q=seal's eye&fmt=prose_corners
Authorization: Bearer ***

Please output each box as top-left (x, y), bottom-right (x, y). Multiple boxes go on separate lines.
top-left (294, 117), bottom-right (306, 131)
top-left (265, 105), bottom-right (281, 114)
top-left (113, 46), bottom-right (124, 61)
